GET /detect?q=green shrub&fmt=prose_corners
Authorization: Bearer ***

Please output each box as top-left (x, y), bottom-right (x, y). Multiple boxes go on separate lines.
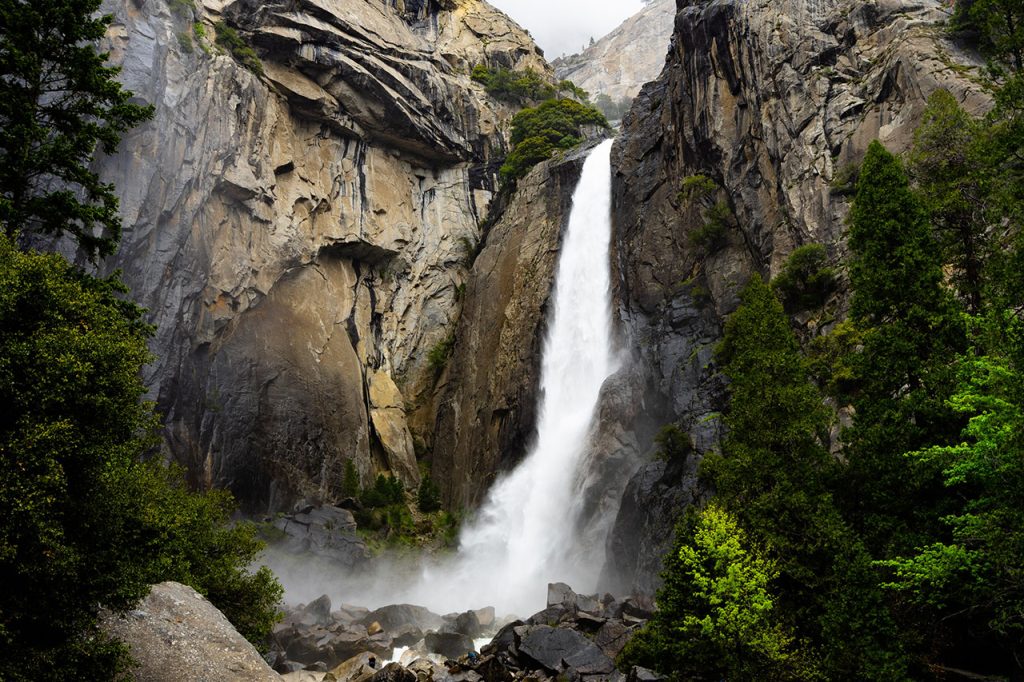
top-left (360, 474), bottom-right (405, 509)
top-left (427, 332), bottom-right (456, 376)
top-left (418, 474), bottom-right (442, 513)
top-left (771, 243), bottom-right (837, 312)
top-left (689, 200), bottom-right (732, 252)
top-left (470, 64), bottom-right (555, 103)
top-left (678, 174), bottom-right (718, 204)
top-left (499, 98), bottom-right (610, 180)
top-left (654, 424), bottom-right (691, 461)
top-left (214, 21), bottom-right (263, 76)
top-left (341, 460), bottom-right (360, 499)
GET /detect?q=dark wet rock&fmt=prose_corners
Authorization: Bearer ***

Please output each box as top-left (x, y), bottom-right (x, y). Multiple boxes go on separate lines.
top-left (371, 663), bottom-right (418, 682)
top-left (518, 626), bottom-right (611, 674)
top-left (296, 594), bottom-right (333, 627)
top-left (361, 604), bottom-right (445, 634)
top-left (483, 620), bottom-right (524, 657)
top-left (425, 631), bottom-right (477, 659)
top-left (594, 621), bottom-right (634, 661)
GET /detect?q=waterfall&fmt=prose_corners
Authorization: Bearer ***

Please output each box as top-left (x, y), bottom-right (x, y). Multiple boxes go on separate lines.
top-left (446, 138), bottom-right (618, 615)
top-left (384, 138), bottom-right (619, 616)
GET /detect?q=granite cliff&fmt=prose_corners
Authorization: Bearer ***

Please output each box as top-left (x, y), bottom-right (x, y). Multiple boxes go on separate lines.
top-left (601, 0), bottom-right (990, 594)
top-left (92, 0), bottom-right (548, 511)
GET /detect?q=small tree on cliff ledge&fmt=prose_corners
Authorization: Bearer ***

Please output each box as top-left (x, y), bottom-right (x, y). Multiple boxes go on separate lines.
top-left (0, 0), bottom-right (153, 260)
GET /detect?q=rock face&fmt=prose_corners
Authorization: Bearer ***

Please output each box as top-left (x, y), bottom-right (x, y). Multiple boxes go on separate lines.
top-left (552, 0), bottom-right (675, 103)
top-left (431, 144), bottom-right (597, 508)
top-left (603, 0), bottom-right (990, 593)
top-left (91, 0), bottom-right (548, 511)
top-left (102, 581), bottom-right (281, 681)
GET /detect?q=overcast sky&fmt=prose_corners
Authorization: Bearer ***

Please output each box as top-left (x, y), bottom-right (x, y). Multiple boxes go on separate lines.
top-left (487, 0), bottom-right (647, 60)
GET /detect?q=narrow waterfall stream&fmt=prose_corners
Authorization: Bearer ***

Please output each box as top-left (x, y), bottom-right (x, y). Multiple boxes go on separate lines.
top-left (443, 138), bottom-right (618, 615)
top-left (385, 138), bottom-right (620, 617)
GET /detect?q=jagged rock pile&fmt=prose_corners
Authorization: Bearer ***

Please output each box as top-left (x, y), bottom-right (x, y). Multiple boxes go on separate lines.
top-left (268, 596), bottom-right (496, 674)
top-left (271, 504), bottom-right (372, 571)
top-left (270, 583), bottom-right (657, 682)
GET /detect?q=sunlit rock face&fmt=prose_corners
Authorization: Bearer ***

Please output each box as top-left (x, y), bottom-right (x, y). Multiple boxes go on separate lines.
top-left (94, 0), bottom-right (547, 512)
top-left (552, 0), bottom-right (675, 103)
top-left (602, 0), bottom-right (991, 594)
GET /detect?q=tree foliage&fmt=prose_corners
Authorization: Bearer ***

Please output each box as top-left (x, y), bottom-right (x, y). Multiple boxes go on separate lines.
top-left (620, 505), bottom-right (808, 681)
top-left (0, 0), bottom-right (153, 260)
top-left (499, 98), bottom-right (609, 181)
top-left (0, 238), bottom-right (282, 679)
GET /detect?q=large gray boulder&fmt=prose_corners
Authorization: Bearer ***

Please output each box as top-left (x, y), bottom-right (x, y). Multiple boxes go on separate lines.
top-left (102, 581), bottom-right (281, 682)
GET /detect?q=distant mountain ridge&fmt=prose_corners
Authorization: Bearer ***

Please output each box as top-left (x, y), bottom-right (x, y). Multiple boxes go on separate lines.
top-left (552, 0), bottom-right (675, 103)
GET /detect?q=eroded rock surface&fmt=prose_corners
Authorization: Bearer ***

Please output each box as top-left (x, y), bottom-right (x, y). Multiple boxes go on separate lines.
top-left (603, 0), bottom-right (990, 593)
top-left (91, 0), bottom-right (549, 511)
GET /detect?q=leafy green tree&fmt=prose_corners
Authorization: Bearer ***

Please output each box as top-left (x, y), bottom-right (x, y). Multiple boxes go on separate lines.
top-left (954, 0), bottom-right (1024, 73)
top-left (0, 0), bottom-right (153, 260)
top-left (500, 99), bottom-right (609, 181)
top-left (621, 504), bottom-right (809, 681)
top-left (0, 237), bottom-right (282, 678)
top-left (770, 243), bottom-right (837, 312)
top-left (880, 326), bottom-right (1024, 674)
top-left (417, 473), bottom-right (442, 513)
top-left (842, 140), bottom-right (965, 556)
top-left (342, 459), bottom-right (361, 499)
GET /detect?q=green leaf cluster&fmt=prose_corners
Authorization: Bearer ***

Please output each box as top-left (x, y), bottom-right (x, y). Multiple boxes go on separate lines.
top-left (214, 20), bottom-right (263, 77)
top-left (770, 244), bottom-right (837, 312)
top-left (471, 64), bottom-right (556, 103)
top-left (500, 98), bottom-right (609, 181)
top-left (0, 237), bottom-right (282, 679)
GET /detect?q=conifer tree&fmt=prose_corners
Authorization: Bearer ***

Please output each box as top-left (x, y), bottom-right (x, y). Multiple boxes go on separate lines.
top-left (704, 274), bottom-right (905, 679)
top-left (843, 140), bottom-right (965, 557)
top-left (0, 0), bottom-right (153, 260)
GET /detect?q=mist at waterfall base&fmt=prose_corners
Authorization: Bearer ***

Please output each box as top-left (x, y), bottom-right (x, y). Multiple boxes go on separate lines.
top-left (266, 139), bottom-right (618, 618)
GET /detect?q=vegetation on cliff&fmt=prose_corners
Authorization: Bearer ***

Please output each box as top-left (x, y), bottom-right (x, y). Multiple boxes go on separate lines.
top-left (625, 2), bottom-right (1024, 677)
top-left (0, 1), bottom-right (281, 678)
top-left (500, 98), bottom-right (609, 181)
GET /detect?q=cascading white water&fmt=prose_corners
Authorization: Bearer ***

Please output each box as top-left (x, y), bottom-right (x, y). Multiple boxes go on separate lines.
top-left (412, 139), bottom-right (618, 615)
top-left (270, 140), bottom-right (618, 618)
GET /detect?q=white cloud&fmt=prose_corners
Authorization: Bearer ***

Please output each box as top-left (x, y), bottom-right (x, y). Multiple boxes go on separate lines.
top-left (487, 0), bottom-right (647, 60)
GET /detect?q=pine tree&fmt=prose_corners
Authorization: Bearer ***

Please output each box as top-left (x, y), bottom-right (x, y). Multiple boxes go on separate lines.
top-left (842, 141), bottom-right (966, 558)
top-left (0, 0), bottom-right (153, 260)
top-left (909, 90), bottom-right (990, 312)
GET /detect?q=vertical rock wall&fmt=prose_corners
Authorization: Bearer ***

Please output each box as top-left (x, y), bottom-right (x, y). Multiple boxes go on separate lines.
top-left (603, 0), bottom-right (991, 594)
top-left (94, 0), bottom-right (549, 511)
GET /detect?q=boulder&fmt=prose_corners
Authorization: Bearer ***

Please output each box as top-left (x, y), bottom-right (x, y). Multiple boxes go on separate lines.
top-left (274, 506), bottom-right (371, 571)
top-left (517, 625), bottom-right (611, 674)
top-left (295, 594), bottom-right (333, 627)
top-left (329, 652), bottom-right (380, 682)
top-left (452, 610), bottom-right (482, 638)
top-left (101, 581), bottom-right (281, 682)
top-left (473, 607), bottom-right (496, 630)
top-left (369, 663), bottom-right (417, 682)
top-left (425, 631), bottom-right (476, 659)
top-left (362, 604), bottom-right (444, 633)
